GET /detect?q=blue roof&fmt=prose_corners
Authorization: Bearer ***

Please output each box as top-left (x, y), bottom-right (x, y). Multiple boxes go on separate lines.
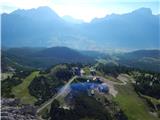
top-left (55, 82), bottom-right (109, 95)
top-left (70, 82), bottom-right (109, 92)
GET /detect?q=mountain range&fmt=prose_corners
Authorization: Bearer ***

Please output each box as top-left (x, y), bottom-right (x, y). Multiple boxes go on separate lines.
top-left (117, 50), bottom-right (160, 72)
top-left (2, 46), bottom-right (160, 72)
top-left (2, 6), bottom-right (160, 50)
top-left (2, 47), bottom-right (94, 69)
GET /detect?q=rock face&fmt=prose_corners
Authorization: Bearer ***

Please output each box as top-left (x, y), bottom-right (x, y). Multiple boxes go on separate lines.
top-left (1, 98), bottom-right (38, 120)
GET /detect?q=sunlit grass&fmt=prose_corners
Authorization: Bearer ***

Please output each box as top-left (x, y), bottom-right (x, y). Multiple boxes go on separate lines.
top-left (12, 71), bottom-right (39, 104)
top-left (114, 84), bottom-right (159, 120)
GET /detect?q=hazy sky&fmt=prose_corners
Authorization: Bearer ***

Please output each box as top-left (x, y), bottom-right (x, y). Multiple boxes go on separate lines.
top-left (1, 0), bottom-right (159, 22)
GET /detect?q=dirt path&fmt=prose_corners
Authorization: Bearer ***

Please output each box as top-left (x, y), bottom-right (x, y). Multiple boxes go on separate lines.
top-left (95, 74), bottom-right (131, 97)
top-left (37, 76), bottom-right (77, 114)
top-left (96, 76), bottom-right (119, 97)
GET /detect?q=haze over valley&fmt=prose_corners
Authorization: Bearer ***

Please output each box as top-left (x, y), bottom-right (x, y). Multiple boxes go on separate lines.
top-left (2, 6), bottom-right (159, 50)
top-left (1, 2), bottom-right (160, 120)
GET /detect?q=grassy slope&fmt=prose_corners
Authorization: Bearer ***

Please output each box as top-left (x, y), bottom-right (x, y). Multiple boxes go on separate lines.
top-left (83, 67), bottom-right (90, 75)
top-left (114, 83), bottom-right (159, 120)
top-left (141, 94), bottom-right (160, 106)
top-left (12, 71), bottom-right (39, 104)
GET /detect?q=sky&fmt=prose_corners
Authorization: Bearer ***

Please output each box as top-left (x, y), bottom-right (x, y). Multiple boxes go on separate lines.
top-left (0, 0), bottom-right (159, 22)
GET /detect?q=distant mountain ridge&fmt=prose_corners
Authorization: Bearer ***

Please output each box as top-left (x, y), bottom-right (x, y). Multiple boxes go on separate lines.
top-left (33, 47), bottom-right (92, 61)
top-left (117, 50), bottom-right (160, 72)
top-left (2, 46), bottom-right (160, 72)
top-left (2, 47), bottom-right (94, 69)
top-left (2, 6), bottom-right (159, 50)
top-left (123, 50), bottom-right (160, 59)
top-left (86, 8), bottom-right (159, 49)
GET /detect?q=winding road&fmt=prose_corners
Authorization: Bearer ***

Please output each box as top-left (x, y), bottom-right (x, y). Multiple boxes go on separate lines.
top-left (37, 76), bottom-right (77, 114)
